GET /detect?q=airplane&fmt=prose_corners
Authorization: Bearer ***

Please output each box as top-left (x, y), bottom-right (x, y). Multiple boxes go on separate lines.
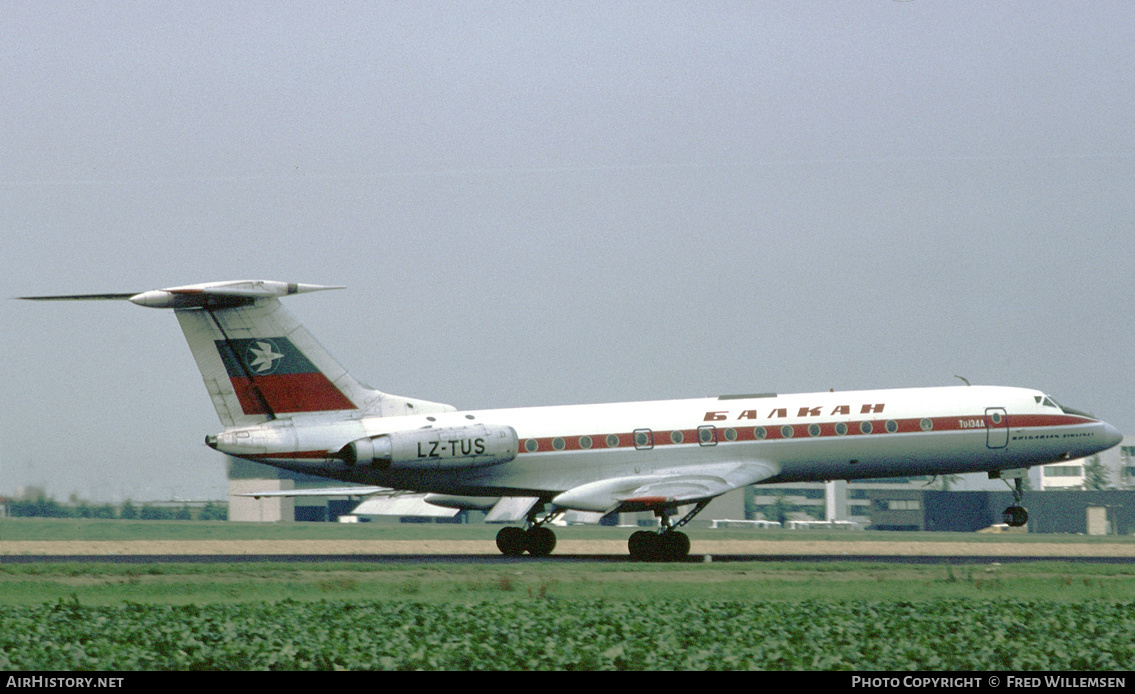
top-left (23, 279), bottom-right (1124, 560)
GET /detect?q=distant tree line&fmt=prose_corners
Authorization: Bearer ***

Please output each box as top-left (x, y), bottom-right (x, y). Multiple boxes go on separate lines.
top-left (3, 494), bottom-right (226, 521)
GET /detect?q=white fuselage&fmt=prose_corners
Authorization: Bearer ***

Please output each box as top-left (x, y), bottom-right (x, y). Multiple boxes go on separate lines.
top-left (213, 384), bottom-right (1122, 508)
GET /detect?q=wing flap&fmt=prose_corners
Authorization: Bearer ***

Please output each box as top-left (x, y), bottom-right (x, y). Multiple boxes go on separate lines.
top-left (484, 496), bottom-right (540, 523)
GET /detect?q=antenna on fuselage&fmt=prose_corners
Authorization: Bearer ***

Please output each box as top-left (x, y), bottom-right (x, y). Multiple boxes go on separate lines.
top-left (954, 375), bottom-right (971, 386)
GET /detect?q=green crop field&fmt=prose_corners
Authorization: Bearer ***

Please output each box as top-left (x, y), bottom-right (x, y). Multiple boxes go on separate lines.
top-left (3, 519), bottom-right (1135, 670)
top-left (4, 597), bottom-right (1134, 670)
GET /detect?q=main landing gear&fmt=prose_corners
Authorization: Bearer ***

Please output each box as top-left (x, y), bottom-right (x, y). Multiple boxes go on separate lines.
top-left (628, 500), bottom-right (710, 562)
top-left (495, 506), bottom-right (560, 557)
top-left (493, 500), bottom-right (711, 561)
top-left (1002, 477), bottom-right (1029, 528)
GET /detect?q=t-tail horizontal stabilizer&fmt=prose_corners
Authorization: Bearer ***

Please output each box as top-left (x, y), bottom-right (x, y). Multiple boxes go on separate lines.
top-left (21, 280), bottom-right (344, 309)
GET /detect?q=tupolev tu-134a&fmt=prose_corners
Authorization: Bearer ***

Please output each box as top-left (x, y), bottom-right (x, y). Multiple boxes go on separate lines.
top-left (24, 280), bottom-right (1123, 560)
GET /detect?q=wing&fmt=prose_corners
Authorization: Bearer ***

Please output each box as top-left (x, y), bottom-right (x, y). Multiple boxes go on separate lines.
top-left (237, 485), bottom-right (393, 498)
top-left (236, 487), bottom-right (544, 520)
top-left (350, 495), bottom-right (460, 518)
top-left (551, 461), bottom-right (780, 513)
top-left (238, 486), bottom-right (462, 518)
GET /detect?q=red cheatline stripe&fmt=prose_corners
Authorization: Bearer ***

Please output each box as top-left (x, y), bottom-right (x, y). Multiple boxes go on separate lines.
top-left (231, 413), bottom-right (1099, 461)
top-left (516, 413), bottom-right (1095, 454)
top-left (245, 451), bottom-right (334, 460)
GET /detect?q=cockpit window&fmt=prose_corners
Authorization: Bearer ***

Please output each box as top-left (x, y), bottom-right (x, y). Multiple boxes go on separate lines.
top-left (1047, 395), bottom-right (1095, 419)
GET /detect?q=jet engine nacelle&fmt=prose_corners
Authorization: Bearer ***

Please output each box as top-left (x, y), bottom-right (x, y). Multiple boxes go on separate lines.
top-left (340, 423), bottom-right (519, 470)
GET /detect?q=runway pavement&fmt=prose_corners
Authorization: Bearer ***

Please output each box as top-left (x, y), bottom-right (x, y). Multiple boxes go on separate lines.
top-left (3, 538), bottom-right (1135, 563)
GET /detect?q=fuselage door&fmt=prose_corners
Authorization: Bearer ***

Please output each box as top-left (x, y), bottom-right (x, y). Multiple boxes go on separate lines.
top-left (985, 407), bottom-right (1009, 449)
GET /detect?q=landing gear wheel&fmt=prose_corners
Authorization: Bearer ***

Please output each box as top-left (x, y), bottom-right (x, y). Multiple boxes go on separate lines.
top-left (660, 531), bottom-right (691, 561)
top-left (496, 526), bottom-right (527, 556)
top-left (628, 531), bottom-right (690, 562)
top-left (525, 526), bottom-right (557, 557)
top-left (1003, 505), bottom-right (1029, 528)
top-left (628, 531), bottom-right (657, 562)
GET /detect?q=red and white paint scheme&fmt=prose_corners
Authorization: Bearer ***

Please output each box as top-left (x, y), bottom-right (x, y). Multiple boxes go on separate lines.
top-left (25, 280), bottom-right (1124, 560)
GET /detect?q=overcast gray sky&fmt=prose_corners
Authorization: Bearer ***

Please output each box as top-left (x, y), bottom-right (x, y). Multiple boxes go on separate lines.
top-left (2, 2), bottom-right (1132, 502)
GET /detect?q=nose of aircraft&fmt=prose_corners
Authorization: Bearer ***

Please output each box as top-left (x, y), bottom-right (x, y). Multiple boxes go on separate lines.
top-left (1101, 421), bottom-right (1124, 450)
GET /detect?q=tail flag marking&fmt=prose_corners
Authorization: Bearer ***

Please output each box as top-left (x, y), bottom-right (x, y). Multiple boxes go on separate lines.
top-left (216, 337), bottom-right (356, 415)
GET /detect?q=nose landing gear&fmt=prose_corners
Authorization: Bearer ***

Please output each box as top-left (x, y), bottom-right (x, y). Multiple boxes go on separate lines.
top-left (1002, 476), bottom-right (1029, 528)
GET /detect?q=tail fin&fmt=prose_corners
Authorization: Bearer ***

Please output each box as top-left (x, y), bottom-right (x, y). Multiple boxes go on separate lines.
top-left (23, 280), bottom-right (455, 428)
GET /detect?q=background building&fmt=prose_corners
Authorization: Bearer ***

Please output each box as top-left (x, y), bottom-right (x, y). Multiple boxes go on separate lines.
top-left (1031, 435), bottom-right (1135, 491)
top-left (865, 489), bottom-right (1135, 535)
